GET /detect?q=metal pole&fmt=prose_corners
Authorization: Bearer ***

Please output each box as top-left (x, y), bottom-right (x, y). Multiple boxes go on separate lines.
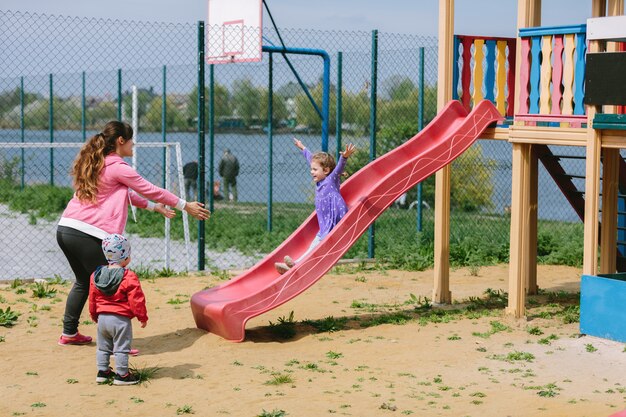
top-left (336, 51), bottom-right (343, 161)
top-left (417, 47), bottom-right (425, 232)
top-left (117, 68), bottom-right (122, 121)
top-left (367, 30), bottom-right (378, 259)
top-left (267, 52), bottom-right (274, 232)
top-left (131, 86), bottom-right (138, 170)
top-left (162, 65), bottom-right (167, 188)
top-left (20, 76), bottom-right (24, 190)
top-left (49, 73), bottom-right (54, 187)
top-left (208, 64), bottom-right (215, 213)
top-left (81, 71), bottom-right (86, 141)
top-left (197, 21), bottom-right (206, 270)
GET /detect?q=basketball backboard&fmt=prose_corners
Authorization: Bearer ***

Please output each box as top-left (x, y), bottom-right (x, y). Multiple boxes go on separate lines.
top-left (207, 0), bottom-right (263, 64)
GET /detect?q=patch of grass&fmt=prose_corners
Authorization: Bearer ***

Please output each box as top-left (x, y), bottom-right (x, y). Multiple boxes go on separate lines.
top-left (264, 373), bottom-right (293, 386)
top-left (129, 365), bottom-right (161, 385)
top-left (526, 326), bottom-right (544, 336)
top-left (585, 344), bottom-right (598, 353)
top-left (176, 405), bottom-right (195, 415)
top-left (256, 410), bottom-right (288, 417)
top-left (31, 282), bottom-right (57, 299)
top-left (326, 351), bottom-right (343, 360)
top-left (538, 334), bottom-right (559, 345)
top-left (0, 307), bottom-right (19, 327)
top-left (303, 316), bottom-right (348, 333)
top-left (268, 311), bottom-right (297, 339)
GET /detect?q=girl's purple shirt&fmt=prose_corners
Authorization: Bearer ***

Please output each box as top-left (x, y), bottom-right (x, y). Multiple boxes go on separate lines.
top-left (303, 148), bottom-right (348, 238)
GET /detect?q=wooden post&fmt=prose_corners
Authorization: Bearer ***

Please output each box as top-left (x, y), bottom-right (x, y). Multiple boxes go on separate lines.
top-left (433, 0), bottom-right (454, 304)
top-left (507, 0), bottom-right (541, 318)
top-left (601, 149), bottom-right (619, 273)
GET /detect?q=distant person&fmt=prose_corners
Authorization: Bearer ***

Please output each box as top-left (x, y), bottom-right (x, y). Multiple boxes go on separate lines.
top-left (57, 121), bottom-right (210, 347)
top-left (212, 180), bottom-right (224, 201)
top-left (218, 149), bottom-right (240, 202)
top-left (183, 160), bottom-right (199, 200)
top-left (275, 138), bottom-right (356, 274)
top-left (89, 234), bottom-right (146, 386)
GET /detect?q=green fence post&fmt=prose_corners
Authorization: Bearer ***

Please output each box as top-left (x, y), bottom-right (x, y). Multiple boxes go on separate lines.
top-left (197, 21), bottom-right (206, 270)
top-left (81, 71), bottom-right (86, 141)
top-left (368, 30), bottom-right (378, 259)
top-left (417, 47), bottom-right (425, 232)
top-left (49, 73), bottom-right (54, 187)
top-left (162, 65), bottom-right (167, 188)
top-left (336, 51), bottom-right (343, 161)
top-left (267, 52), bottom-right (274, 232)
top-left (117, 69), bottom-right (122, 121)
top-left (208, 64), bottom-right (215, 213)
top-left (20, 76), bottom-right (24, 190)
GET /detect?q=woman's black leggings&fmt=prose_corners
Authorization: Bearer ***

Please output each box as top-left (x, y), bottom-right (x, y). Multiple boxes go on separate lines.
top-left (56, 226), bottom-right (106, 335)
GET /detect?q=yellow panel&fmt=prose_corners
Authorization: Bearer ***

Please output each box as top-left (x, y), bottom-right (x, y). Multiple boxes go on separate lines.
top-left (562, 34), bottom-right (575, 115)
top-left (472, 39), bottom-right (485, 105)
top-left (496, 40), bottom-right (507, 115)
top-left (540, 36), bottom-right (553, 114)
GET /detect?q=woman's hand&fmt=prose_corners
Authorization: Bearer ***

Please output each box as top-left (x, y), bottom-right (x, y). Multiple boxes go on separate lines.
top-left (184, 201), bottom-right (211, 221)
top-left (340, 143), bottom-right (356, 159)
top-left (154, 203), bottom-right (176, 219)
top-left (293, 137), bottom-right (305, 150)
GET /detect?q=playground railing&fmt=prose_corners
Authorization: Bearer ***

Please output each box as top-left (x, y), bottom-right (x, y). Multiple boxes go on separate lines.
top-left (452, 35), bottom-right (516, 118)
top-left (517, 24), bottom-right (587, 127)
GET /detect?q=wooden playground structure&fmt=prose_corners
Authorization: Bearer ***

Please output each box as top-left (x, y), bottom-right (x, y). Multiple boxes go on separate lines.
top-left (434, 0), bottom-right (626, 330)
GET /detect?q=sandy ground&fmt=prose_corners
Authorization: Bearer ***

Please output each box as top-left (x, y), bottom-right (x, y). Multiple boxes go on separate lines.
top-left (1, 264), bottom-right (625, 417)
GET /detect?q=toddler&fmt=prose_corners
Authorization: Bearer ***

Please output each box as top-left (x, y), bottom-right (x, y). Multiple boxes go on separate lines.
top-left (89, 234), bottom-right (147, 385)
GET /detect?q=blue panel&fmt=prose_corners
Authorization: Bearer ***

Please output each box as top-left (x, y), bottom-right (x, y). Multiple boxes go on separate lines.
top-left (580, 274), bottom-right (626, 343)
top-left (519, 24), bottom-right (587, 38)
top-left (452, 36), bottom-right (460, 100)
top-left (573, 33), bottom-right (587, 115)
top-left (484, 40), bottom-right (496, 102)
top-left (529, 36), bottom-right (542, 114)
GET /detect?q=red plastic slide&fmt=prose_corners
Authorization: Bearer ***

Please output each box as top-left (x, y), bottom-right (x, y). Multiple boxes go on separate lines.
top-left (191, 100), bottom-right (503, 341)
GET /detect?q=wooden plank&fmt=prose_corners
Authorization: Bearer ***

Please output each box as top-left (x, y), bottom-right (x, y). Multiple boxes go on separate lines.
top-left (551, 35), bottom-right (564, 115)
top-left (484, 40), bottom-right (496, 102)
top-left (601, 148), bottom-right (619, 274)
top-left (539, 35), bottom-right (553, 114)
top-left (496, 40), bottom-right (507, 115)
top-left (529, 36), bottom-right (541, 113)
top-left (473, 39), bottom-right (485, 104)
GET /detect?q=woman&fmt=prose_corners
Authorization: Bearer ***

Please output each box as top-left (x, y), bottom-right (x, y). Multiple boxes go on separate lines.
top-left (57, 121), bottom-right (210, 346)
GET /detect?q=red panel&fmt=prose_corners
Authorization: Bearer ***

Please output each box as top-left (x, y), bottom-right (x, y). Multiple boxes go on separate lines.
top-left (190, 100), bottom-right (503, 342)
top-left (551, 35), bottom-right (564, 115)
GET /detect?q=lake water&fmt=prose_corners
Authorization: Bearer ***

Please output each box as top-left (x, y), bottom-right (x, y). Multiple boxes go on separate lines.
top-left (0, 129), bottom-right (582, 222)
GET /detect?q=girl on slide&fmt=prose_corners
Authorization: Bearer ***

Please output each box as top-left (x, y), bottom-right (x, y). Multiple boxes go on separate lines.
top-left (275, 138), bottom-right (356, 274)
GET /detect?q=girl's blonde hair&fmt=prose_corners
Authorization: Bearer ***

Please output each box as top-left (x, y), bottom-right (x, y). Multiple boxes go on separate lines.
top-left (71, 121), bottom-right (133, 203)
top-left (311, 152), bottom-right (336, 173)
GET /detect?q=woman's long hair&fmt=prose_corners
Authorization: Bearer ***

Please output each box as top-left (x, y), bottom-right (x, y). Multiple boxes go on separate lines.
top-left (71, 121), bottom-right (133, 203)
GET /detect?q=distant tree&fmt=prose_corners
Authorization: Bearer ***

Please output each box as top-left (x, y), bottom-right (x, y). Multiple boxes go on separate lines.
top-left (144, 96), bottom-right (186, 132)
top-left (259, 89), bottom-right (289, 127)
top-left (381, 75), bottom-right (416, 101)
top-left (88, 101), bottom-right (117, 128)
top-left (294, 81), bottom-right (336, 133)
top-left (341, 90), bottom-right (369, 133)
top-left (187, 83), bottom-right (231, 129)
top-left (122, 87), bottom-right (156, 126)
top-left (231, 79), bottom-right (262, 126)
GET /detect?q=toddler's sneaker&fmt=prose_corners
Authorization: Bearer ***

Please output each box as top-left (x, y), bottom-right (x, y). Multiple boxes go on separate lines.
top-left (96, 368), bottom-right (114, 384)
top-left (275, 262), bottom-right (290, 274)
top-left (114, 372), bottom-right (140, 386)
top-left (58, 332), bottom-right (92, 346)
top-left (284, 256), bottom-right (295, 268)
top-left (129, 348), bottom-right (139, 356)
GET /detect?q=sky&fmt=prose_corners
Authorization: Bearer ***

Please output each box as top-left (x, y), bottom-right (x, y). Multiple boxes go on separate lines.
top-left (3, 0), bottom-right (593, 37)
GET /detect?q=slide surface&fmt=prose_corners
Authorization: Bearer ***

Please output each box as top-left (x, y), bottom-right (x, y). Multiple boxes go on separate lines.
top-left (191, 100), bottom-right (502, 341)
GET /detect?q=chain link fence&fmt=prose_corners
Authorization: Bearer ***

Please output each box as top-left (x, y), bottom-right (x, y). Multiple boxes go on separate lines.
top-left (0, 10), bottom-right (582, 280)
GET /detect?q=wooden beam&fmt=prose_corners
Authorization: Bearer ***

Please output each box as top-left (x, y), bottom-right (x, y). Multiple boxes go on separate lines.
top-left (600, 148), bottom-right (619, 273)
top-left (507, 143), bottom-right (532, 318)
top-left (433, 0), bottom-right (454, 304)
top-left (507, 0), bottom-right (541, 318)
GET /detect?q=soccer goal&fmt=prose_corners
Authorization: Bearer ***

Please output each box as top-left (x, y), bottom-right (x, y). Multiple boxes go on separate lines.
top-left (0, 140), bottom-right (192, 273)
